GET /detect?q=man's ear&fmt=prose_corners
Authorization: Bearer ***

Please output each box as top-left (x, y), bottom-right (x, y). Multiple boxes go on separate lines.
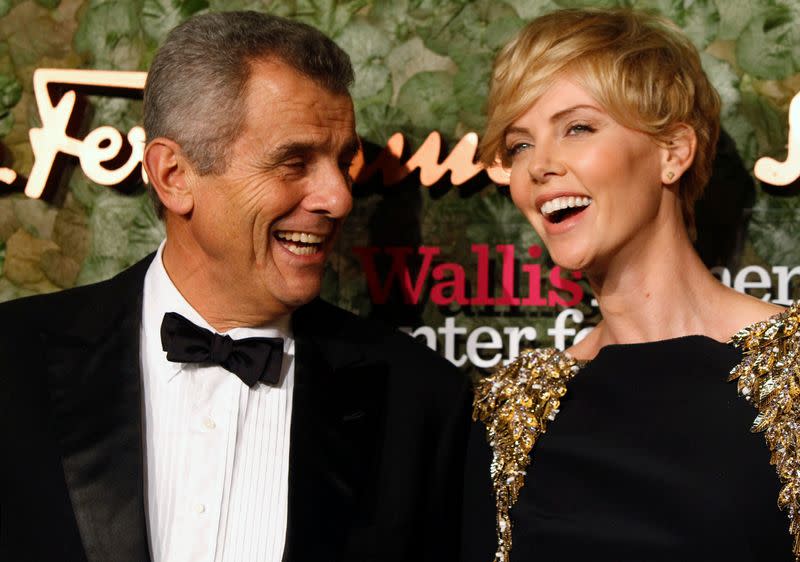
top-left (143, 138), bottom-right (195, 216)
top-left (660, 123), bottom-right (697, 186)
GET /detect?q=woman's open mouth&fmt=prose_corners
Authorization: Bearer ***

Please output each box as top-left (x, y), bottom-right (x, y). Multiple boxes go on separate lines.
top-left (540, 196), bottom-right (592, 224)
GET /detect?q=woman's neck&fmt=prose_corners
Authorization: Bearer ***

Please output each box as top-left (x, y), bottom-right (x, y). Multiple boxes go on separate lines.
top-left (585, 220), bottom-right (727, 349)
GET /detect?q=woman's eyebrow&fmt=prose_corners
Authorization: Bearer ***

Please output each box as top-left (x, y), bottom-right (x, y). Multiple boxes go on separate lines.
top-left (505, 104), bottom-right (604, 138)
top-left (548, 104), bottom-right (603, 122)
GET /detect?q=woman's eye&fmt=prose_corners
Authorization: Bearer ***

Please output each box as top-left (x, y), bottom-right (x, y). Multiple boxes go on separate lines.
top-left (567, 123), bottom-right (595, 135)
top-left (506, 142), bottom-right (532, 159)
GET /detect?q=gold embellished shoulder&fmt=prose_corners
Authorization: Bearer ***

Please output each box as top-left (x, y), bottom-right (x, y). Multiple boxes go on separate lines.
top-left (729, 301), bottom-right (800, 559)
top-left (472, 347), bottom-right (582, 562)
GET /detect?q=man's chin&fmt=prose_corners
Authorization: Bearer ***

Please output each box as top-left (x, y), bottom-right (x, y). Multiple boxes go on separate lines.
top-left (279, 281), bottom-right (324, 310)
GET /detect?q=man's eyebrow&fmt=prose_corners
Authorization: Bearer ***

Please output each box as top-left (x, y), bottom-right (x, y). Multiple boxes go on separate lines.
top-left (267, 141), bottom-right (317, 165)
top-left (265, 136), bottom-right (361, 166)
top-left (504, 104), bottom-right (603, 138)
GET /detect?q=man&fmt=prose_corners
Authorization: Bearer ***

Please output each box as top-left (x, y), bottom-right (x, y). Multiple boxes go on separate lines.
top-left (0, 11), bottom-right (470, 562)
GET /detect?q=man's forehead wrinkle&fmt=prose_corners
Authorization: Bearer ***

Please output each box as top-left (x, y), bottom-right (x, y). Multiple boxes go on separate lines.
top-left (247, 127), bottom-right (356, 167)
top-left (236, 57), bottom-right (356, 167)
top-left (265, 98), bottom-right (353, 124)
top-left (241, 111), bottom-right (352, 148)
top-left (246, 59), bottom-right (349, 108)
top-left (244, 93), bottom-right (353, 130)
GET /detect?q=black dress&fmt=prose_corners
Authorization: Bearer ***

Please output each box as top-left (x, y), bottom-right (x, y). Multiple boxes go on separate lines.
top-left (462, 336), bottom-right (793, 562)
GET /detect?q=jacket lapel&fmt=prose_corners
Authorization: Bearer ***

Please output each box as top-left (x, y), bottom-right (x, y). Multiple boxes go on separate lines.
top-left (43, 256), bottom-right (154, 562)
top-left (41, 271), bottom-right (387, 562)
top-left (283, 300), bottom-right (388, 560)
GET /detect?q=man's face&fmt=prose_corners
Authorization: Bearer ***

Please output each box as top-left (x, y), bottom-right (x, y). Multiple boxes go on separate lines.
top-left (182, 59), bottom-right (358, 322)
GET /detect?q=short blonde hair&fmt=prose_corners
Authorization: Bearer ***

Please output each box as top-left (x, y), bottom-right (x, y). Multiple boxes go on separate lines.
top-left (480, 8), bottom-right (721, 239)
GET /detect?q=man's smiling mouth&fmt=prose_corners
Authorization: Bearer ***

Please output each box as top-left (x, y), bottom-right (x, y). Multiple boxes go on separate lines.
top-left (274, 230), bottom-right (327, 256)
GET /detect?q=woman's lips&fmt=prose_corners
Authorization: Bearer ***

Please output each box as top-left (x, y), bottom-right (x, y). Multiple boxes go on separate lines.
top-left (542, 203), bottom-right (591, 235)
top-left (539, 195), bottom-right (593, 219)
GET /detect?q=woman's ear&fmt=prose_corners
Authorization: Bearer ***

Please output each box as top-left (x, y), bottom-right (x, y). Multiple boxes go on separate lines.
top-left (661, 123), bottom-right (697, 185)
top-left (143, 138), bottom-right (196, 216)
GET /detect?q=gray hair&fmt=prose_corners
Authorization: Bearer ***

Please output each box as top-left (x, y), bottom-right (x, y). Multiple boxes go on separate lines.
top-left (143, 11), bottom-right (355, 216)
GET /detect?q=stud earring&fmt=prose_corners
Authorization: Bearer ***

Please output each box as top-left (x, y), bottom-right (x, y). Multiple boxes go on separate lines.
top-left (666, 171), bottom-right (675, 181)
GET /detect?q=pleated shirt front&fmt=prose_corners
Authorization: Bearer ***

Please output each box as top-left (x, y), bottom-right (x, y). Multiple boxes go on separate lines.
top-left (140, 243), bottom-right (295, 562)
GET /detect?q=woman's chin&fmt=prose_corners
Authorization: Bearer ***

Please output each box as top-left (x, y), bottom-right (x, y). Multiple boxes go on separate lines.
top-left (547, 246), bottom-right (593, 273)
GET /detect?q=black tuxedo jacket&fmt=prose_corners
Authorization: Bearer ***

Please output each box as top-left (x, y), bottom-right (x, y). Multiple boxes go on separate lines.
top-left (0, 256), bottom-right (471, 562)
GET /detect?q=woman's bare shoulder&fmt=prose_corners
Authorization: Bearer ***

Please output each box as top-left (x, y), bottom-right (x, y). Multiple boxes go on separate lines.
top-left (565, 324), bottom-right (603, 361)
top-left (718, 288), bottom-right (787, 340)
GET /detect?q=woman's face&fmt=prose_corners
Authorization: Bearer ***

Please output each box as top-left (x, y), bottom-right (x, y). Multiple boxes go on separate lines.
top-left (505, 78), bottom-right (669, 274)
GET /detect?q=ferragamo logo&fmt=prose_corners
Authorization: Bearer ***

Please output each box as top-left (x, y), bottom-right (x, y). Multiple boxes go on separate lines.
top-left (1, 68), bottom-right (798, 199)
top-left (10, 69), bottom-right (147, 198)
top-left (754, 92), bottom-right (800, 186)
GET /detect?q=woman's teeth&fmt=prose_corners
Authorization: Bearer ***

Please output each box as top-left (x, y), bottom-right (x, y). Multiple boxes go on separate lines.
top-left (540, 196), bottom-right (592, 217)
top-left (275, 231), bottom-right (325, 255)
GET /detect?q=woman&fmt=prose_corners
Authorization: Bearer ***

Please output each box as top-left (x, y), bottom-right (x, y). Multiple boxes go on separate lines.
top-left (464, 8), bottom-right (800, 562)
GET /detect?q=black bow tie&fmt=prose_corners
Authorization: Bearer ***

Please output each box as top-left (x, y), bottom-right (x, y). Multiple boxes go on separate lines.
top-left (160, 312), bottom-right (285, 387)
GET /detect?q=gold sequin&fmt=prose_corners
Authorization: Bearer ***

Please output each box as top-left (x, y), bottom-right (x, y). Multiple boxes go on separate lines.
top-left (473, 301), bottom-right (800, 561)
top-left (472, 348), bottom-right (581, 562)
top-left (730, 301), bottom-right (800, 560)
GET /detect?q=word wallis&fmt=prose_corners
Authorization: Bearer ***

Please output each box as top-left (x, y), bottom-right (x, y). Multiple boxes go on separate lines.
top-left (353, 243), bottom-right (584, 308)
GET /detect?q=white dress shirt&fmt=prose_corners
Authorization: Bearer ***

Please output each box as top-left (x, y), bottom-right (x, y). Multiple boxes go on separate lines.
top-left (140, 242), bottom-right (294, 562)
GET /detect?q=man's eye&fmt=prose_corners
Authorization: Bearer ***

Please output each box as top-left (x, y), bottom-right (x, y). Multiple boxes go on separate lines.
top-left (283, 159), bottom-right (306, 171)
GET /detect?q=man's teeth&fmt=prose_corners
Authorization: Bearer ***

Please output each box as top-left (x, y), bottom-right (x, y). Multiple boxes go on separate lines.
top-left (540, 196), bottom-right (592, 217)
top-left (275, 231), bottom-right (325, 243)
top-left (285, 244), bottom-right (318, 256)
top-left (275, 231), bottom-right (326, 255)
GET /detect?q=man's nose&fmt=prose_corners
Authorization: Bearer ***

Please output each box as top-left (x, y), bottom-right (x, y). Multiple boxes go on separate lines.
top-left (306, 162), bottom-right (353, 219)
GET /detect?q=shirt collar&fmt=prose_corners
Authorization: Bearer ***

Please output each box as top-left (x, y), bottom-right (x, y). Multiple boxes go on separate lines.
top-left (143, 240), bottom-right (294, 381)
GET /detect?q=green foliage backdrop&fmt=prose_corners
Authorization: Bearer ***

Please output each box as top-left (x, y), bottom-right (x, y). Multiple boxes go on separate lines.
top-left (0, 0), bottom-right (798, 345)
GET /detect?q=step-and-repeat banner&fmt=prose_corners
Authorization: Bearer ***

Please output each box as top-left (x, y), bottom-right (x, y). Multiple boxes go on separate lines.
top-left (1, 0), bottom-right (798, 371)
